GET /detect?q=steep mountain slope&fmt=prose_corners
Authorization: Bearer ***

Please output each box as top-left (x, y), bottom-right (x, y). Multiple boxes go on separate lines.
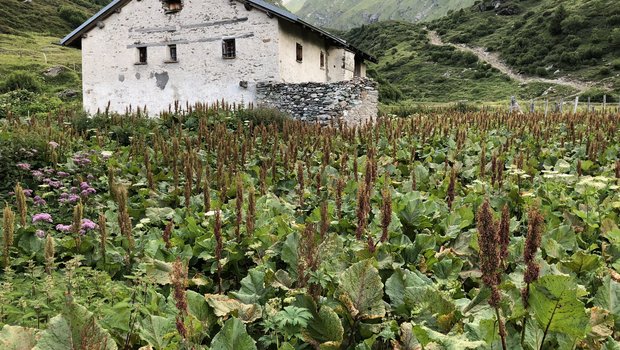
top-left (428, 0), bottom-right (620, 97)
top-left (344, 21), bottom-right (575, 103)
top-left (295, 0), bottom-right (476, 30)
top-left (0, 0), bottom-right (110, 36)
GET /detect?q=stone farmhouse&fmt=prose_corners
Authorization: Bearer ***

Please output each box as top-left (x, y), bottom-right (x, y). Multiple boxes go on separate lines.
top-left (61, 0), bottom-right (378, 118)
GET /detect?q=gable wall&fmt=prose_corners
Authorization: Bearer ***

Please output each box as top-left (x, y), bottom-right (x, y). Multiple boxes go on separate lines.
top-left (81, 0), bottom-right (281, 114)
top-left (278, 20), bottom-right (328, 83)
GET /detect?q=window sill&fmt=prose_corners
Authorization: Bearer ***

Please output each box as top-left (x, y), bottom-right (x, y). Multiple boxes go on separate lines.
top-left (164, 60), bottom-right (179, 64)
top-left (223, 56), bottom-right (236, 60)
top-left (164, 9), bottom-right (181, 14)
top-left (296, 60), bottom-right (303, 63)
top-left (134, 62), bottom-right (147, 65)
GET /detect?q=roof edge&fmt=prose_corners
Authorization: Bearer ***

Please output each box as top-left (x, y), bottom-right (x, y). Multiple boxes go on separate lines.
top-left (59, 0), bottom-right (377, 63)
top-left (60, 0), bottom-right (128, 47)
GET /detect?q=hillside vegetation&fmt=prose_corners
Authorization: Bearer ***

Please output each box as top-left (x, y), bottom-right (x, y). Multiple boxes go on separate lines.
top-left (0, 0), bottom-right (110, 36)
top-left (428, 0), bottom-right (620, 97)
top-left (296, 0), bottom-right (475, 30)
top-left (344, 21), bottom-right (575, 104)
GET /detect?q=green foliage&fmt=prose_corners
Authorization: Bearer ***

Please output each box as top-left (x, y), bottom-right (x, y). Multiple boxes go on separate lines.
top-left (211, 318), bottom-right (257, 350)
top-left (1, 109), bottom-right (620, 348)
top-left (529, 275), bottom-right (589, 344)
top-left (0, 72), bottom-right (42, 93)
top-left (58, 6), bottom-right (89, 28)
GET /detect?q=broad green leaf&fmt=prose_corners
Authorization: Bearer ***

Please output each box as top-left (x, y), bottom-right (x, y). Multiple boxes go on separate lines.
top-left (529, 275), bottom-right (588, 342)
top-left (385, 268), bottom-right (431, 315)
top-left (398, 322), bottom-right (420, 350)
top-left (0, 325), bottom-right (39, 350)
top-left (34, 302), bottom-right (117, 350)
top-left (187, 290), bottom-right (213, 324)
top-left (230, 269), bottom-right (266, 304)
top-left (145, 207), bottom-right (175, 224)
top-left (432, 257), bottom-right (463, 280)
top-left (281, 232), bottom-right (300, 277)
top-left (594, 276), bottom-right (620, 328)
top-left (302, 305), bottom-right (344, 348)
top-left (338, 259), bottom-right (386, 320)
top-left (204, 294), bottom-right (262, 323)
top-left (412, 325), bottom-right (485, 350)
top-left (138, 315), bottom-right (175, 350)
top-left (560, 251), bottom-right (602, 275)
top-left (210, 317), bottom-right (257, 350)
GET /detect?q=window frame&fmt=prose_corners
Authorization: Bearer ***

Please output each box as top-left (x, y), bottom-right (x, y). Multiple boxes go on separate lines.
top-left (137, 46), bottom-right (147, 65)
top-left (167, 44), bottom-right (178, 62)
top-left (222, 39), bottom-right (236, 59)
top-left (163, 0), bottom-right (183, 13)
top-left (320, 51), bottom-right (325, 69)
top-left (296, 43), bottom-right (303, 63)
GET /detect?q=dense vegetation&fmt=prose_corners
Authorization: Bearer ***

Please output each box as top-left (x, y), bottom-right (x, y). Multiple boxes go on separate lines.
top-left (0, 0), bottom-right (110, 36)
top-left (344, 22), bottom-right (574, 104)
top-left (429, 0), bottom-right (620, 95)
top-left (293, 0), bottom-right (475, 30)
top-left (1, 107), bottom-right (620, 349)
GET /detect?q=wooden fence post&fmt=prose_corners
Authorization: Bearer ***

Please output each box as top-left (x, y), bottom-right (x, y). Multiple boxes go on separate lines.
top-left (603, 95), bottom-right (607, 114)
top-left (559, 98), bottom-right (563, 114)
top-left (530, 99), bottom-right (535, 113)
top-left (573, 96), bottom-right (579, 115)
top-left (587, 97), bottom-right (591, 114)
top-left (545, 99), bottom-right (548, 117)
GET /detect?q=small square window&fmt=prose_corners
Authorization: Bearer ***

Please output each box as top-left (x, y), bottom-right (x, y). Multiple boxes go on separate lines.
top-left (163, 0), bottom-right (183, 13)
top-left (320, 51), bottom-right (325, 69)
top-left (222, 39), bottom-right (236, 59)
top-left (137, 47), bottom-right (147, 64)
top-left (168, 44), bottom-right (177, 62)
top-left (296, 43), bottom-right (303, 62)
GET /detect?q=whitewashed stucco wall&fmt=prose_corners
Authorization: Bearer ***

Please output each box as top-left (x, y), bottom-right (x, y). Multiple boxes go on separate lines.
top-left (81, 0), bottom-right (281, 114)
top-left (278, 20), bottom-right (328, 83)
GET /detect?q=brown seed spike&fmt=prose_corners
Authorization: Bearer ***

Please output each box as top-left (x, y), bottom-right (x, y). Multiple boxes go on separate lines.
top-left (499, 204), bottom-right (510, 265)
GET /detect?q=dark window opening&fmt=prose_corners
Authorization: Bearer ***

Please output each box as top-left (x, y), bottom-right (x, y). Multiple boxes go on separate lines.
top-left (169, 44), bottom-right (177, 62)
top-left (163, 0), bottom-right (183, 13)
top-left (320, 51), bottom-right (325, 69)
top-left (222, 39), bottom-right (236, 59)
top-left (138, 47), bottom-right (147, 64)
top-left (296, 43), bottom-right (303, 62)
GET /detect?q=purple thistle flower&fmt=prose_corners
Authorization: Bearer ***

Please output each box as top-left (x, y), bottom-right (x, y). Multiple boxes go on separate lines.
top-left (56, 171), bottom-right (70, 178)
top-left (23, 189), bottom-right (33, 197)
top-left (49, 181), bottom-right (62, 189)
top-left (17, 163), bottom-right (31, 170)
top-left (32, 213), bottom-right (53, 223)
top-left (35, 230), bottom-right (46, 238)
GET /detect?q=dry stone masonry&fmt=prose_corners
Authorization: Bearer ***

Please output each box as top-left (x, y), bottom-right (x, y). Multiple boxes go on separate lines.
top-left (256, 78), bottom-right (378, 125)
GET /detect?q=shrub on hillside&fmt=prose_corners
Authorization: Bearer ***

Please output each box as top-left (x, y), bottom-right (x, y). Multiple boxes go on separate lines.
top-left (0, 71), bottom-right (42, 93)
top-left (58, 6), bottom-right (88, 28)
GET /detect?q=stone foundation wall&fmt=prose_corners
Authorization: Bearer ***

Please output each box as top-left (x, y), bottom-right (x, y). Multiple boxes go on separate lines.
top-left (256, 78), bottom-right (379, 125)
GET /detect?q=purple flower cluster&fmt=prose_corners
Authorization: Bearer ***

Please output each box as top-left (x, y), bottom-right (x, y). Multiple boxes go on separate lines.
top-left (80, 182), bottom-right (97, 197)
top-left (34, 196), bottom-right (46, 206)
top-left (42, 178), bottom-right (62, 189)
top-left (48, 141), bottom-right (59, 149)
top-left (23, 189), bottom-right (33, 197)
top-left (32, 213), bottom-right (53, 223)
top-left (32, 170), bottom-right (44, 179)
top-left (35, 230), bottom-right (46, 238)
top-left (17, 163), bottom-right (31, 170)
top-left (59, 192), bottom-right (80, 204)
top-left (56, 224), bottom-right (72, 232)
top-left (57, 171), bottom-right (70, 178)
top-left (72, 152), bottom-right (92, 167)
top-left (55, 219), bottom-right (98, 234)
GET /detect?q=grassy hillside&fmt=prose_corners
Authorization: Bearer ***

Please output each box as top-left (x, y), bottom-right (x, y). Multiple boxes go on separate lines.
top-left (344, 21), bottom-right (575, 104)
top-left (429, 0), bottom-right (620, 97)
top-left (0, 0), bottom-right (110, 36)
top-left (296, 0), bottom-right (475, 30)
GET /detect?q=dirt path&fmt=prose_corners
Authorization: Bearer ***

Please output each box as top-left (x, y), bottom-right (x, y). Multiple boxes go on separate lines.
top-left (427, 30), bottom-right (590, 93)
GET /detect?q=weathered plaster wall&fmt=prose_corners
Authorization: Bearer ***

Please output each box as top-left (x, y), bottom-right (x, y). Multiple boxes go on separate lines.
top-left (81, 0), bottom-right (281, 114)
top-left (256, 78), bottom-right (378, 125)
top-left (278, 20), bottom-right (328, 83)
